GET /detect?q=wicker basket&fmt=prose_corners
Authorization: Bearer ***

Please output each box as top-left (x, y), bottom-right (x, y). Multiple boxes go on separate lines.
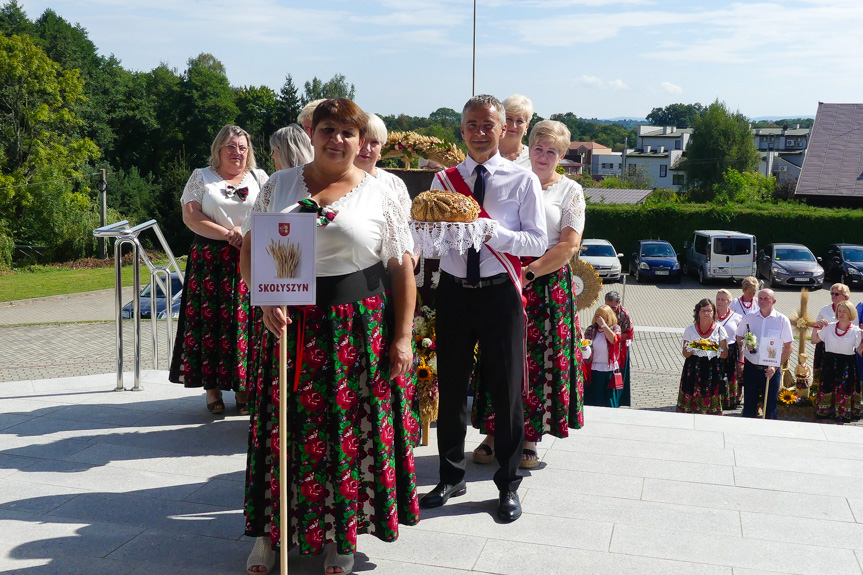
top-left (777, 403), bottom-right (816, 422)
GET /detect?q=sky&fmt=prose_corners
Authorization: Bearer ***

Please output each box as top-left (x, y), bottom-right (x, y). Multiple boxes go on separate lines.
top-left (17, 0), bottom-right (863, 121)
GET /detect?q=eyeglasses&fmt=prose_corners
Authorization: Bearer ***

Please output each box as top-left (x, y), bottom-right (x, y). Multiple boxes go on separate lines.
top-left (223, 144), bottom-right (249, 154)
top-left (831, 292), bottom-right (842, 296)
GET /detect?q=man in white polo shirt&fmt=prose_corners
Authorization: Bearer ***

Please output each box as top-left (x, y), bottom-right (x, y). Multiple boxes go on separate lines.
top-left (735, 289), bottom-right (793, 419)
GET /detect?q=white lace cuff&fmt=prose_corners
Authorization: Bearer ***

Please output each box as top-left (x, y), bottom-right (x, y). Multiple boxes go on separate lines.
top-left (410, 220), bottom-right (498, 258)
top-left (180, 169), bottom-right (205, 205)
top-left (241, 177), bottom-right (275, 236)
top-left (380, 190), bottom-right (415, 268)
top-left (560, 183), bottom-right (585, 234)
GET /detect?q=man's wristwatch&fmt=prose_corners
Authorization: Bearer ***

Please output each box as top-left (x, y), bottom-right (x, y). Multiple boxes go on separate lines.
top-left (525, 268), bottom-right (536, 282)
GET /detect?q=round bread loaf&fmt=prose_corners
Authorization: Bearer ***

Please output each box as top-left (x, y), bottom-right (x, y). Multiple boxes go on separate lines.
top-left (411, 190), bottom-right (480, 222)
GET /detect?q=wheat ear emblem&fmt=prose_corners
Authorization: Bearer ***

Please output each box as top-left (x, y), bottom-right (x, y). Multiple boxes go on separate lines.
top-left (267, 239), bottom-right (301, 278)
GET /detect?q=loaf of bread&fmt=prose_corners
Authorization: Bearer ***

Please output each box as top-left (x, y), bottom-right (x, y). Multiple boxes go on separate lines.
top-left (411, 190), bottom-right (480, 222)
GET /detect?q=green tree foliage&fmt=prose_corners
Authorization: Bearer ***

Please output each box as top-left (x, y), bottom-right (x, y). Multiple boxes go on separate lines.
top-left (711, 168), bottom-right (775, 205)
top-left (0, 0), bottom-right (34, 36)
top-left (683, 100), bottom-right (760, 200)
top-left (750, 118), bottom-right (813, 129)
top-left (549, 112), bottom-right (636, 151)
top-left (235, 84), bottom-right (280, 164)
top-left (598, 165), bottom-right (652, 190)
top-left (646, 102), bottom-right (706, 128)
top-left (301, 73), bottom-right (356, 104)
top-left (275, 74), bottom-right (302, 127)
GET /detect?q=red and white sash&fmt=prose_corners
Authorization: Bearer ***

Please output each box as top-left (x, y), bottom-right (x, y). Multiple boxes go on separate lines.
top-left (435, 166), bottom-right (529, 391)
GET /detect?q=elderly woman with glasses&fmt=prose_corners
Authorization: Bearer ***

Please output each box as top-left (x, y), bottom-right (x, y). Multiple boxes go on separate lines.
top-left (498, 94), bottom-right (534, 168)
top-left (169, 124), bottom-right (268, 415)
top-left (813, 283), bottom-right (857, 384)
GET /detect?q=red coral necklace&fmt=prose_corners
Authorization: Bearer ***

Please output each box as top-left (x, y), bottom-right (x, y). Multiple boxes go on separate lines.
top-left (696, 321), bottom-right (715, 337)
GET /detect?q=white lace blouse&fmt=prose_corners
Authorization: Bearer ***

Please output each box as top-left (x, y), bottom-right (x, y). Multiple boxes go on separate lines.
top-left (543, 177), bottom-right (585, 245)
top-left (244, 166), bottom-right (413, 276)
top-left (373, 168), bottom-right (411, 216)
top-left (180, 167), bottom-right (269, 229)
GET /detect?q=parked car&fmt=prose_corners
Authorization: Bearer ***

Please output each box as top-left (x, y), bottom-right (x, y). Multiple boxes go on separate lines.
top-left (756, 244), bottom-right (824, 288)
top-left (822, 244), bottom-right (863, 287)
top-left (683, 230), bottom-right (757, 284)
top-left (629, 240), bottom-right (682, 283)
top-left (121, 272), bottom-right (183, 319)
top-left (579, 239), bottom-right (623, 283)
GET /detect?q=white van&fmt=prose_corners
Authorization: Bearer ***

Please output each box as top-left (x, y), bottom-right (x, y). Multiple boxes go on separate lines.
top-left (683, 230), bottom-right (757, 284)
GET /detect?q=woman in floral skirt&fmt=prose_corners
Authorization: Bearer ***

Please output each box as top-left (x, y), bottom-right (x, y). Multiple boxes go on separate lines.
top-left (471, 120), bottom-right (585, 470)
top-left (715, 289), bottom-right (743, 409)
top-left (677, 298), bottom-right (728, 415)
top-left (811, 300), bottom-right (863, 423)
top-left (168, 125), bottom-right (268, 415)
top-left (239, 99), bottom-right (419, 575)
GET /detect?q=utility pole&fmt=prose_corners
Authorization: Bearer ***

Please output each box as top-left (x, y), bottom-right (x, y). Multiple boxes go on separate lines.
top-left (472, 0), bottom-right (476, 96)
top-left (98, 169), bottom-right (108, 259)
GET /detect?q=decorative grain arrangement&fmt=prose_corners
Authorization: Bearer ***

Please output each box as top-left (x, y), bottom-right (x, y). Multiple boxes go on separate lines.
top-left (267, 239), bottom-right (301, 278)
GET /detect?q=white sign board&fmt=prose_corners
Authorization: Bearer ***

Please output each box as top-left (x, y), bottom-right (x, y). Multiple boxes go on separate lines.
top-left (758, 333), bottom-right (782, 367)
top-left (250, 212), bottom-right (316, 306)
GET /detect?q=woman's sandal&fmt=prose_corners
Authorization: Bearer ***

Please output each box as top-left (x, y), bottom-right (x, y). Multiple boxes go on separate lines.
top-left (206, 393), bottom-right (225, 415)
top-left (246, 536), bottom-right (276, 575)
top-left (472, 443), bottom-right (495, 464)
top-left (236, 392), bottom-right (250, 416)
top-left (324, 544), bottom-right (354, 575)
top-left (519, 448), bottom-right (539, 469)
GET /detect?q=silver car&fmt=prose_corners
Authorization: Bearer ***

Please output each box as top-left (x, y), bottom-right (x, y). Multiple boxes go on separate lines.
top-left (579, 239), bottom-right (623, 283)
top-left (756, 243), bottom-right (824, 288)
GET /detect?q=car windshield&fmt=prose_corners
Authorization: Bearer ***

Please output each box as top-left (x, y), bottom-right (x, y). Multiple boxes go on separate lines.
top-left (841, 248), bottom-right (863, 262)
top-left (141, 277), bottom-right (183, 298)
top-left (581, 244), bottom-right (616, 257)
top-left (775, 248), bottom-right (814, 262)
top-left (641, 244), bottom-right (675, 257)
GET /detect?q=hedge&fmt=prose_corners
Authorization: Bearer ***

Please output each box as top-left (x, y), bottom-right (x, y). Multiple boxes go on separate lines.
top-left (584, 202), bottom-right (863, 266)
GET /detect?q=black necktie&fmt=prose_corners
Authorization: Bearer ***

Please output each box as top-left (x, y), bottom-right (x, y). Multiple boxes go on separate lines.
top-left (466, 165), bottom-right (486, 285)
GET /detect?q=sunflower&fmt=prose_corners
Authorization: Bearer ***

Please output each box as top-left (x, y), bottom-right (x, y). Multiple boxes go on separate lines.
top-left (779, 389), bottom-right (797, 406)
top-left (417, 363), bottom-right (434, 382)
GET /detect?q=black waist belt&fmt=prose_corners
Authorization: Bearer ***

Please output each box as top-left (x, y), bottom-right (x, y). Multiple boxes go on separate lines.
top-left (316, 262), bottom-right (388, 306)
top-left (441, 271), bottom-right (509, 289)
top-left (193, 234), bottom-right (229, 246)
top-left (744, 359), bottom-right (768, 371)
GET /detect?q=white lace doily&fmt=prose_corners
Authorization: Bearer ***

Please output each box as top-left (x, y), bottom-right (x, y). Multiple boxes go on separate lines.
top-left (687, 346), bottom-right (721, 360)
top-left (410, 220), bottom-right (497, 259)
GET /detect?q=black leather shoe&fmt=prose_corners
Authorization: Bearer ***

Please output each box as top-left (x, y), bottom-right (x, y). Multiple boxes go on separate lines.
top-left (419, 481), bottom-right (467, 508)
top-left (497, 490), bottom-right (522, 522)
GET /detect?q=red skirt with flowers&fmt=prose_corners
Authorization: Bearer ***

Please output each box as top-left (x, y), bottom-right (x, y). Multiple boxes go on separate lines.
top-left (243, 292), bottom-right (420, 557)
top-left (169, 237), bottom-right (250, 391)
top-left (471, 264), bottom-right (585, 440)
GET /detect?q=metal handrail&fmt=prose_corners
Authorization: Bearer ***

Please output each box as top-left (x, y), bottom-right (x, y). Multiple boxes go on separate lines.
top-left (93, 220), bottom-right (184, 391)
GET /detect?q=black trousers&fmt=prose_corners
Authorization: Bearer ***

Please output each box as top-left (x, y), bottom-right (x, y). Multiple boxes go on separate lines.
top-left (742, 360), bottom-right (780, 419)
top-left (435, 273), bottom-right (525, 492)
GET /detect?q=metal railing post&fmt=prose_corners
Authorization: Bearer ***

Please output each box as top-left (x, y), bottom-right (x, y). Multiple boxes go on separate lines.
top-left (114, 237), bottom-right (125, 392)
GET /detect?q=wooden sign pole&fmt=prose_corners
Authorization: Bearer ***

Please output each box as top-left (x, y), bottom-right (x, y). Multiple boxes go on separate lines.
top-left (280, 306), bottom-right (288, 575)
top-left (762, 373), bottom-right (770, 419)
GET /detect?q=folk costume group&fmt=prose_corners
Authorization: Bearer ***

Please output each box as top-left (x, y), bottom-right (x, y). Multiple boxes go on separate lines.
top-left (676, 279), bottom-right (863, 422)
top-left (166, 94), bottom-right (589, 575)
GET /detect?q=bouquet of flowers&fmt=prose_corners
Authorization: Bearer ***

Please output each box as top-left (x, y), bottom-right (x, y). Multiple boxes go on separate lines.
top-left (578, 338), bottom-right (592, 360)
top-left (744, 331), bottom-right (758, 354)
top-left (413, 305), bottom-right (439, 423)
top-left (687, 338), bottom-right (721, 359)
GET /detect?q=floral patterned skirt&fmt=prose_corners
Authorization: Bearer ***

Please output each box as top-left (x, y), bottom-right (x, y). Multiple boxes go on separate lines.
top-left (168, 238), bottom-right (250, 391)
top-left (676, 355), bottom-right (723, 415)
top-left (813, 341), bottom-right (826, 383)
top-left (243, 292), bottom-right (420, 557)
top-left (815, 352), bottom-right (862, 421)
top-left (471, 265), bottom-right (585, 440)
top-left (719, 343), bottom-right (741, 409)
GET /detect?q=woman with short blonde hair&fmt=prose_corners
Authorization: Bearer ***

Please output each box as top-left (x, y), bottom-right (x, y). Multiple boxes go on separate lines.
top-left (814, 282), bottom-right (857, 383)
top-left (715, 288), bottom-right (743, 409)
top-left (811, 298), bottom-right (863, 422)
top-left (730, 277), bottom-right (759, 317)
top-left (499, 94), bottom-right (534, 167)
top-left (269, 124), bottom-right (312, 171)
top-left (581, 305), bottom-right (623, 408)
top-left (354, 113), bottom-right (411, 216)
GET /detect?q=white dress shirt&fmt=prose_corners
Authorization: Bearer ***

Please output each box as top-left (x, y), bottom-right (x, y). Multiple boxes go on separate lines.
top-left (431, 152), bottom-right (547, 278)
top-left (735, 308), bottom-right (793, 365)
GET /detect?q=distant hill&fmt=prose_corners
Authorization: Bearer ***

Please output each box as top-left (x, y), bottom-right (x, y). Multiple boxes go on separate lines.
top-left (751, 116), bottom-right (814, 121)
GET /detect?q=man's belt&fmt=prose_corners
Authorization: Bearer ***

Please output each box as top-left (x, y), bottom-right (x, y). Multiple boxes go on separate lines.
top-left (744, 359), bottom-right (768, 371)
top-left (441, 271), bottom-right (509, 289)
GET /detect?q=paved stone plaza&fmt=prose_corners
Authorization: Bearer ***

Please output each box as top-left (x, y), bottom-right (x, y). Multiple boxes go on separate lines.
top-left (2, 277), bottom-right (862, 574)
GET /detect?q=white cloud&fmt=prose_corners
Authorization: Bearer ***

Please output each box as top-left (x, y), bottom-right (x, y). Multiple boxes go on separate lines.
top-left (578, 75), bottom-right (604, 87)
top-left (660, 82), bottom-right (683, 94)
top-left (577, 76), bottom-right (630, 91)
top-left (608, 79), bottom-right (630, 90)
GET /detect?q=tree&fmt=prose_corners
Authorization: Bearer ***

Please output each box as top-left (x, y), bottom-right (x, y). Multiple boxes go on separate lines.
top-left (683, 100), bottom-right (759, 200)
top-left (711, 169), bottom-right (775, 205)
top-left (301, 73), bottom-right (356, 104)
top-left (275, 74), bottom-right (302, 127)
top-left (0, 0), bottom-right (35, 36)
top-left (646, 103), bottom-right (706, 128)
top-left (429, 107), bottom-right (460, 125)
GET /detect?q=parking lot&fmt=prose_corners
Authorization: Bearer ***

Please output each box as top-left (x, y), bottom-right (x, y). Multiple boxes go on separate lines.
top-left (1, 274), bottom-right (837, 415)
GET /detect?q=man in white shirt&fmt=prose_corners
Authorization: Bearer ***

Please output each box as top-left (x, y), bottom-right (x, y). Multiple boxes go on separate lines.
top-left (419, 94), bottom-right (547, 523)
top-left (735, 289), bottom-right (793, 419)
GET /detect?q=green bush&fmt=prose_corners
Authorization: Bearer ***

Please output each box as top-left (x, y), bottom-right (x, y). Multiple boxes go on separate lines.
top-left (0, 224), bottom-right (13, 269)
top-left (585, 202), bottom-right (863, 267)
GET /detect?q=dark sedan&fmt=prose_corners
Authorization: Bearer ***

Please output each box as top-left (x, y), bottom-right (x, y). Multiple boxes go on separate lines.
top-left (629, 240), bottom-right (682, 283)
top-left (121, 272), bottom-right (183, 319)
top-left (757, 244), bottom-right (824, 288)
top-left (822, 244), bottom-right (863, 287)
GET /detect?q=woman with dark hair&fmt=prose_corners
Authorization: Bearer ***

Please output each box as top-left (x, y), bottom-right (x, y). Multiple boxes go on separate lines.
top-left (240, 99), bottom-right (419, 575)
top-left (169, 124), bottom-right (268, 415)
top-left (677, 298), bottom-right (728, 415)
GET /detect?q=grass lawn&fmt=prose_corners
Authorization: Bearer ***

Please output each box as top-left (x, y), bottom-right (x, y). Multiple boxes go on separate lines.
top-left (0, 257), bottom-right (185, 302)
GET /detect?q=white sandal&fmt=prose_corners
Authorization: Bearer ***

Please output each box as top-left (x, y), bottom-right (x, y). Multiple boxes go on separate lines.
top-left (324, 543), bottom-right (354, 575)
top-left (247, 536), bottom-right (276, 575)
